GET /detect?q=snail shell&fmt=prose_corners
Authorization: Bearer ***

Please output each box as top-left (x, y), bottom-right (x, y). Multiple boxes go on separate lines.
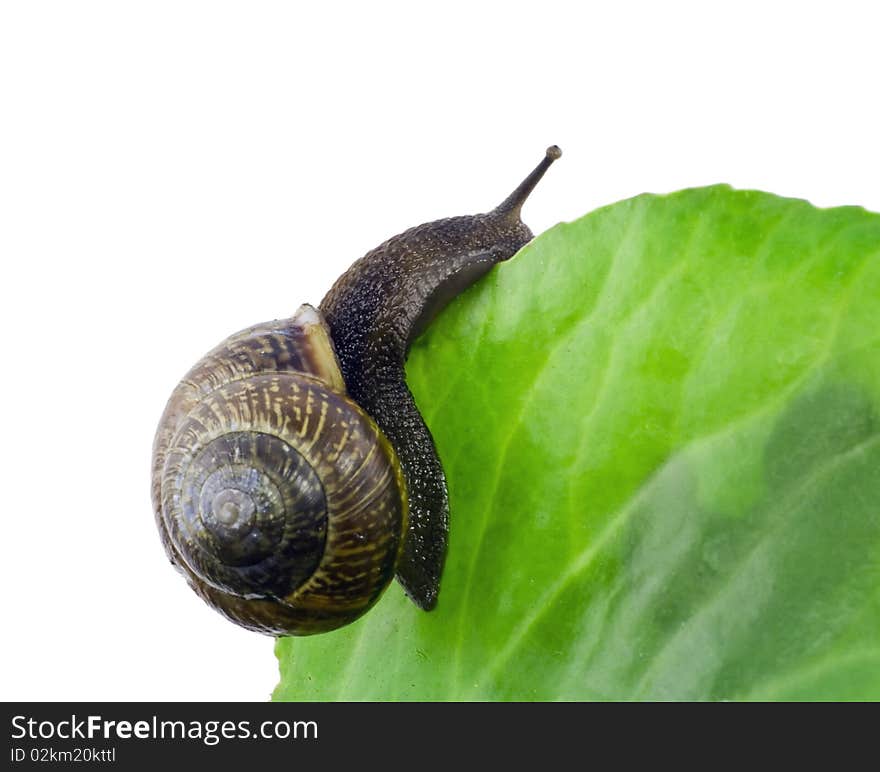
top-left (152, 305), bottom-right (407, 634)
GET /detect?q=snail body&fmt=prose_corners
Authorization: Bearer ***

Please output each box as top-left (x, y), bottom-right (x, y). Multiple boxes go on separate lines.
top-left (152, 147), bottom-right (560, 635)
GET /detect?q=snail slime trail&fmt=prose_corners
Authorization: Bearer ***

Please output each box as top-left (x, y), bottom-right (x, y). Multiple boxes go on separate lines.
top-left (151, 147), bottom-right (561, 635)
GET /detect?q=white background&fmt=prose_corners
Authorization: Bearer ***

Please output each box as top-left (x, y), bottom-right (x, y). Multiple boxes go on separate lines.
top-left (1, 1), bottom-right (878, 701)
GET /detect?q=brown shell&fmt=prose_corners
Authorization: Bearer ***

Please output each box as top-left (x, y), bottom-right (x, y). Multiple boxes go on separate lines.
top-left (151, 305), bottom-right (408, 635)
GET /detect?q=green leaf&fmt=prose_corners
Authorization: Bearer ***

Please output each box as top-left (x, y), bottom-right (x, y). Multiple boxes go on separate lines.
top-left (274, 185), bottom-right (880, 701)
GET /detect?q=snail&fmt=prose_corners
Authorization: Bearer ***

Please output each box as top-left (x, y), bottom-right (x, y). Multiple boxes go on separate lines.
top-left (151, 146), bottom-right (561, 635)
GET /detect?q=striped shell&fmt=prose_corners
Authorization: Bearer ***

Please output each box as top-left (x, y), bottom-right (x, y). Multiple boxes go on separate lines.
top-left (151, 304), bottom-right (408, 635)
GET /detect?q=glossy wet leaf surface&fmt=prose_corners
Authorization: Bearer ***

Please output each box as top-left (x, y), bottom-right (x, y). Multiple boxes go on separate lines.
top-left (275, 186), bottom-right (880, 700)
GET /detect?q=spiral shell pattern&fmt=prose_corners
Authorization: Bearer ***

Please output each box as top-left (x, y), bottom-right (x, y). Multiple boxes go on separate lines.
top-left (152, 306), bottom-right (407, 635)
